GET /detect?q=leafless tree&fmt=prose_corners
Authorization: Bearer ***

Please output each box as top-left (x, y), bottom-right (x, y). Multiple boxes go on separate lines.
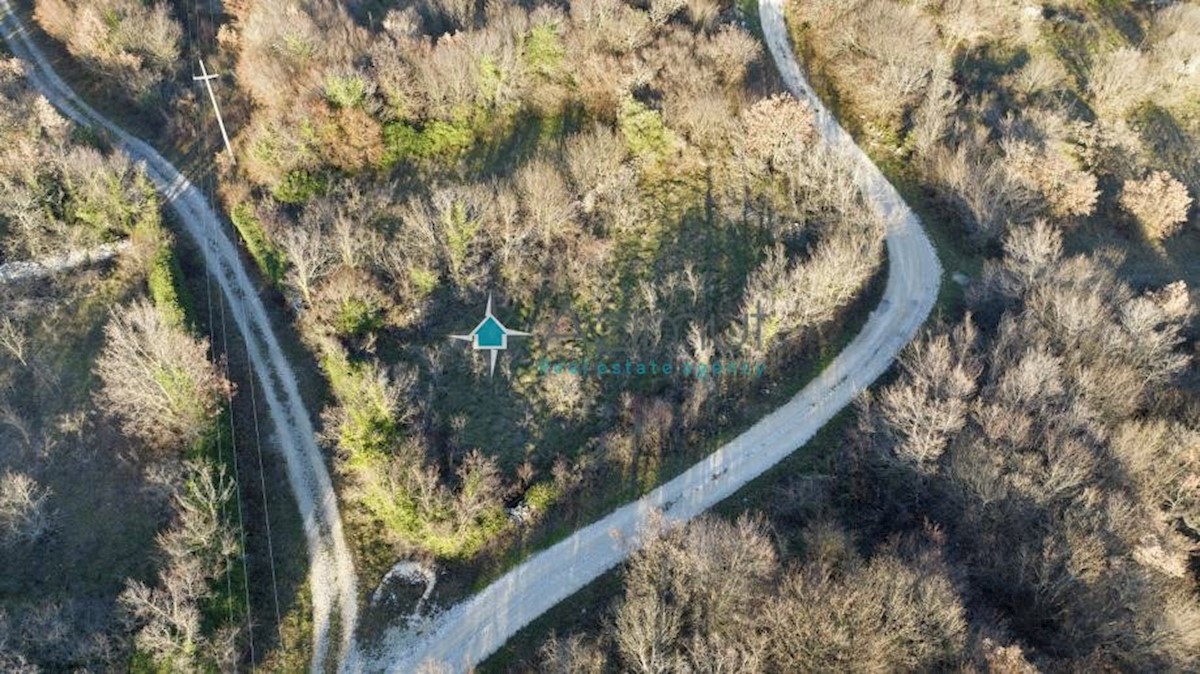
top-left (1001, 219), bottom-right (1063, 291)
top-left (94, 300), bottom-right (229, 452)
top-left (925, 135), bottom-right (1038, 243)
top-left (35, 0), bottom-right (182, 98)
top-left (539, 632), bottom-right (606, 673)
top-left (119, 559), bottom-right (207, 672)
top-left (763, 538), bottom-right (967, 671)
top-left (0, 317), bottom-right (29, 367)
top-left (155, 462), bottom-right (238, 565)
top-left (565, 124), bottom-right (627, 212)
top-left (878, 320), bottom-right (981, 471)
top-left (517, 158), bottom-right (575, 248)
top-left (1120, 170), bottom-right (1193, 241)
top-left (1089, 47), bottom-right (1156, 122)
top-left (0, 471), bottom-right (53, 545)
top-left (800, 0), bottom-right (947, 129)
top-left (1003, 139), bottom-right (1098, 220)
top-left (278, 222), bottom-right (336, 305)
top-left (120, 460), bottom-right (239, 671)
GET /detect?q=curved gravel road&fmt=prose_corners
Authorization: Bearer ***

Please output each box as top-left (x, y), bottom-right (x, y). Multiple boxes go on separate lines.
top-left (0, 4), bottom-right (359, 670)
top-left (347, 0), bottom-right (943, 670)
top-left (1, 0), bottom-right (942, 668)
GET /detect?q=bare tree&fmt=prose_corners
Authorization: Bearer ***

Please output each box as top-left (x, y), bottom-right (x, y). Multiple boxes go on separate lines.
top-left (763, 537), bottom-right (967, 671)
top-left (1001, 219), bottom-right (1063, 290)
top-left (565, 124), bottom-right (627, 212)
top-left (35, 0), bottom-right (182, 98)
top-left (1120, 170), bottom-right (1193, 241)
top-left (119, 559), bottom-right (207, 672)
top-left (94, 301), bottom-right (229, 452)
top-left (539, 632), bottom-right (606, 673)
top-left (1089, 47), bottom-right (1156, 122)
top-left (0, 317), bottom-right (29, 367)
top-left (517, 158), bottom-right (575, 247)
top-left (278, 222), bottom-right (336, 305)
top-left (801, 0), bottom-right (947, 129)
top-left (120, 461), bottom-right (239, 671)
top-left (0, 471), bottom-right (53, 545)
top-left (878, 320), bottom-right (981, 471)
top-left (927, 135), bottom-right (1039, 243)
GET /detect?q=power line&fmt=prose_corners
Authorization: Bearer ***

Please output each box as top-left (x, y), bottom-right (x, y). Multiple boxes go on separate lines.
top-left (189, 0), bottom-right (284, 661)
top-left (183, 0), bottom-right (239, 646)
top-left (243, 297), bottom-right (284, 629)
top-left (184, 0), bottom-right (259, 666)
top-left (214, 252), bottom-right (258, 666)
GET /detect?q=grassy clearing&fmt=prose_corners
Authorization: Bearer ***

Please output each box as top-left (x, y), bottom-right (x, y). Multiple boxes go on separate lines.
top-left (474, 205), bottom-right (890, 671)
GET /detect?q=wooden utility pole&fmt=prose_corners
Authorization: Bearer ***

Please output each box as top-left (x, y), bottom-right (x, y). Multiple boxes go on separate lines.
top-left (193, 58), bottom-right (235, 164)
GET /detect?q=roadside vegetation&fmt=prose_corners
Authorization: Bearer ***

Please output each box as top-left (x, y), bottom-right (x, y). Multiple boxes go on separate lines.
top-left (504, 1), bottom-right (1200, 671)
top-left (125, 0), bottom-right (895, 614)
top-left (522, 226), bottom-right (1199, 671)
top-left (0, 56), bottom-right (246, 671)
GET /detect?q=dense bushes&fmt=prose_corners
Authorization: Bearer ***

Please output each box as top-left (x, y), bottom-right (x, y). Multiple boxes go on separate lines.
top-left (0, 60), bottom-right (161, 260)
top-left (34, 0), bottom-right (181, 99)
top-left (229, 203), bottom-right (286, 283)
top-left (846, 224), bottom-right (1200, 669)
top-left (541, 515), bottom-right (971, 672)
top-left (789, 0), bottom-right (1198, 247)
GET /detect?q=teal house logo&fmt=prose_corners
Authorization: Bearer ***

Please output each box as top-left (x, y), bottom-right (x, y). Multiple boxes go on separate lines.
top-left (451, 294), bottom-right (530, 376)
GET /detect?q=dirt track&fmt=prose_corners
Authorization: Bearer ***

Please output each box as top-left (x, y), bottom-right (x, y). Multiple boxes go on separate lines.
top-left (0, 7), bottom-right (359, 671)
top-left (345, 0), bottom-right (943, 670)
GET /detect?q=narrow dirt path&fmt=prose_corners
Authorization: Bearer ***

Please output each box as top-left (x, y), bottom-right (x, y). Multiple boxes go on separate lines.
top-left (0, 6), bottom-right (358, 671)
top-left (0, 241), bottom-right (129, 284)
top-left (345, 1), bottom-right (943, 671)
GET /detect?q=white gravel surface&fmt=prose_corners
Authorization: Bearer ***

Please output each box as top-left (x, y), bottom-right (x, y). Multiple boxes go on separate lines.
top-left (0, 6), bottom-right (359, 671)
top-left (1, 0), bottom-right (942, 669)
top-left (0, 241), bottom-right (129, 284)
top-left (344, 0), bottom-right (942, 670)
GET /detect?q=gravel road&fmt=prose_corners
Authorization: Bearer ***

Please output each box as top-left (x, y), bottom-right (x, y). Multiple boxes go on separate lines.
top-left (346, 0), bottom-right (942, 670)
top-left (1, 0), bottom-right (942, 669)
top-left (0, 6), bottom-right (359, 670)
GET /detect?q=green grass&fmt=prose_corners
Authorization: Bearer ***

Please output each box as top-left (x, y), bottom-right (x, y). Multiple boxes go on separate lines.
top-left (230, 203), bottom-right (287, 285)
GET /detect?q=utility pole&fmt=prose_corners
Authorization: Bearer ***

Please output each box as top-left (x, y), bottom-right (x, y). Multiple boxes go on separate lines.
top-left (193, 58), bottom-right (235, 164)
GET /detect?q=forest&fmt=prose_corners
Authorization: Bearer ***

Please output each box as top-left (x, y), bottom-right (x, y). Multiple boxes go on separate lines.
top-left (0, 56), bottom-right (251, 670)
top-left (511, 0), bottom-right (1200, 671)
top-left (11, 0), bottom-right (892, 668)
top-left (4, 0), bottom-right (1197, 670)
top-left (115, 0), bottom-right (892, 611)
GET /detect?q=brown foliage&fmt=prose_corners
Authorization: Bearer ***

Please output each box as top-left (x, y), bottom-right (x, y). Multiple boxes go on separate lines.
top-left (792, 0), bottom-right (947, 131)
top-left (587, 515), bottom-right (969, 673)
top-left (855, 236), bottom-right (1198, 669)
top-left (35, 0), bottom-right (181, 97)
top-left (1120, 170), bottom-right (1193, 241)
